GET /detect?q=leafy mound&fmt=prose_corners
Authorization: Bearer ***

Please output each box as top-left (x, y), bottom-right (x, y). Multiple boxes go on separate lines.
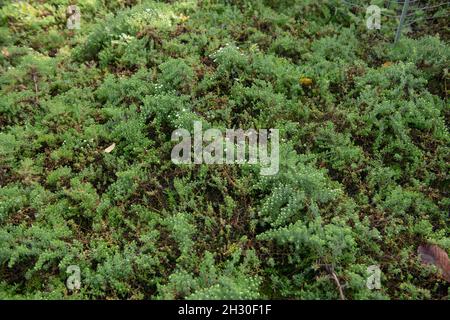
top-left (0, 0), bottom-right (448, 299)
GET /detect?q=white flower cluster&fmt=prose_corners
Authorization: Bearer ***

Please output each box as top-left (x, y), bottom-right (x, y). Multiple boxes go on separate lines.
top-left (209, 43), bottom-right (244, 62)
top-left (111, 33), bottom-right (135, 46)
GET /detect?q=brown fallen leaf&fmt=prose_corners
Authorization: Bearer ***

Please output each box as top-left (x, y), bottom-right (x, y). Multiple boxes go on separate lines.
top-left (1, 48), bottom-right (10, 58)
top-left (418, 244), bottom-right (450, 283)
top-left (104, 143), bottom-right (116, 153)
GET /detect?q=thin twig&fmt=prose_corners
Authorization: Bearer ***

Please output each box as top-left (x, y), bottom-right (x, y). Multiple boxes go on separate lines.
top-left (395, 0), bottom-right (410, 43)
top-left (324, 264), bottom-right (346, 300)
top-left (330, 270), bottom-right (346, 300)
top-left (31, 67), bottom-right (39, 106)
top-left (406, 2), bottom-right (450, 15)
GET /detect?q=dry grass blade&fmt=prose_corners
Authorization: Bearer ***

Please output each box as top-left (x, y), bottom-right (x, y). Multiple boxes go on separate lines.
top-left (104, 143), bottom-right (116, 153)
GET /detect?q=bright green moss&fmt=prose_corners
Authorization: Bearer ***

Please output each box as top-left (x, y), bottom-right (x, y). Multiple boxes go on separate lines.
top-left (0, 0), bottom-right (448, 300)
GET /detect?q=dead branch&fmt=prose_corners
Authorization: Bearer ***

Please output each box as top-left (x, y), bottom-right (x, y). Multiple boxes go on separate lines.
top-left (324, 264), bottom-right (346, 300)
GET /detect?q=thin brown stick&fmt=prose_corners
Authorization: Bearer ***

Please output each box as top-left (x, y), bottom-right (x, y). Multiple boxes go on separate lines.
top-left (324, 264), bottom-right (346, 300)
top-left (330, 270), bottom-right (346, 300)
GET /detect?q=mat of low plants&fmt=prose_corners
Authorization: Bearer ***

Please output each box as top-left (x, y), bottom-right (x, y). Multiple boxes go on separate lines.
top-left (0, 0), bottom-right (448, 299)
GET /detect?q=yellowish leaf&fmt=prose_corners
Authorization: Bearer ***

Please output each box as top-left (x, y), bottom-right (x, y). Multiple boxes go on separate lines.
top-left (179, 14), bottom-right (189, 22)
top-left (299, 77), bottom-right (313, 86)
top-left (104, 143), bottom-right (116, 153)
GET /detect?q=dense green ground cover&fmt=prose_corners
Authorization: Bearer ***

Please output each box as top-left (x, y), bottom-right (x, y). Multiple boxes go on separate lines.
top-left (0, 0), bottom-right (448, 299)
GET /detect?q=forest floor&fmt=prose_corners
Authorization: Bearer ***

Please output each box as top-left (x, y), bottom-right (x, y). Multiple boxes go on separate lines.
top-left (0, 0), bottom-right (448, 299)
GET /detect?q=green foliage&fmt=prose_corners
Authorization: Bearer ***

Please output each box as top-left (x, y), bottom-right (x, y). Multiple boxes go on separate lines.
top-left (158, 250), bottom-right (261, 300)
top-left (0, 0), bottom-right (448, 300)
